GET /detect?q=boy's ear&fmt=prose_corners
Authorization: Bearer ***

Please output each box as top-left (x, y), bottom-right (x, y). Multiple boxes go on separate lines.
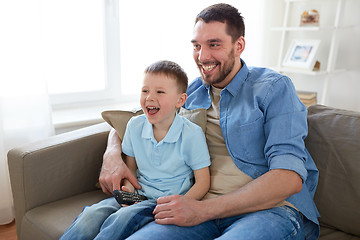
top-left (176, 93), bottom-right (187, 108)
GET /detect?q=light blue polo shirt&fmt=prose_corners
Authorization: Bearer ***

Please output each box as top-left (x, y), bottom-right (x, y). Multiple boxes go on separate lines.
top-left (121, 113), bottom-right (210, 200)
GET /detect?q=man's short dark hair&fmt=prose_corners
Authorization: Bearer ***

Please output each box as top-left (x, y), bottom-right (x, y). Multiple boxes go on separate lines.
top-left (144, 60), bottom-right (188, 93)
top-left (195, 3), bottom-right (245, 42)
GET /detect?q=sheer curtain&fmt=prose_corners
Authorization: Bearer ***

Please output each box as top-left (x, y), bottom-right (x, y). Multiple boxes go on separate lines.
top-left (0, 0), bottom-right (54, 224)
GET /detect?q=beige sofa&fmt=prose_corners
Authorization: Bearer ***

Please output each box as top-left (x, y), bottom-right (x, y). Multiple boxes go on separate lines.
top-left (8, 104), bottom-right (360, 239)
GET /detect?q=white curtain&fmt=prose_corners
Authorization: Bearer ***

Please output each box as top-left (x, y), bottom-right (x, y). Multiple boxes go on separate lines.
top-left (0, 0), bottom-right (55, 224)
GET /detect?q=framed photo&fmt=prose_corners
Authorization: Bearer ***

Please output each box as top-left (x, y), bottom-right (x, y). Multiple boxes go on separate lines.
top-left (282, 39), bottom-right (320, 69)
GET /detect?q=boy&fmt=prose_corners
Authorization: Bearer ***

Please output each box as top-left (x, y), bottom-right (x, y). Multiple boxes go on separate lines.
top-left (60, 60), bottom-right (210, 240)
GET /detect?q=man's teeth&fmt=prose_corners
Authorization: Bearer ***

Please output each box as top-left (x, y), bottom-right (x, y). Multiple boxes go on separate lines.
top-left (202, 65), bottom-right (217, 71)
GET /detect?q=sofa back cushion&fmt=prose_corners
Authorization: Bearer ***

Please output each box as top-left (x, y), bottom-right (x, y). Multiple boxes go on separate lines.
top-left (306, 105), bottom-right (360, 236)
top-left (101, 107), bottom-right (207, 141)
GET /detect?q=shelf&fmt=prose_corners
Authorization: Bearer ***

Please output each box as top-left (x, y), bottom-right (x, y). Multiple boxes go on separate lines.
top-left (271, 25), bottom-right (354, 31)
top-left (272, 67), bottom-right (346, 75)
top-left (272, 0), bottom-right (347, 105)
top-left (285, 0), bottom-right (337, 2)
top-left (271, 26), bottom-right (332, 31)
top-left (273, 67), bottom-right (327, 76)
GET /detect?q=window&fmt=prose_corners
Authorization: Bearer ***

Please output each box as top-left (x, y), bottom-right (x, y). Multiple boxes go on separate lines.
top-left (43, 0), bottom-right (112, 106)
top-left (46, 0), bottom-right (264, 107)
top-left (116, 0), bottom-right (265, 96)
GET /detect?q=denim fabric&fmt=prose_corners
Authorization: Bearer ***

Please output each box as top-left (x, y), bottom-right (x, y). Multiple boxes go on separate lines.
top-left (60, 198), bottom-right (156, 240)
top-left (127, 206), bottom-right (317, 240)
top-left (184, 59), bottom-right (320, 226)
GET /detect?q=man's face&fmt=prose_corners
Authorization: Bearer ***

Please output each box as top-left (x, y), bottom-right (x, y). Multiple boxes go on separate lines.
top-left (191, 21), bottom-right (242, 88)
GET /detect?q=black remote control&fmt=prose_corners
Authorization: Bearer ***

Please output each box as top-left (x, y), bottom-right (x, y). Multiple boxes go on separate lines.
top-left (113, 190), bottom-right (147, 205)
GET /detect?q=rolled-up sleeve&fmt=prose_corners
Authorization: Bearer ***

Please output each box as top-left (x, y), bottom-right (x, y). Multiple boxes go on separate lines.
top-left (262, 76), bottom-right (309, 182)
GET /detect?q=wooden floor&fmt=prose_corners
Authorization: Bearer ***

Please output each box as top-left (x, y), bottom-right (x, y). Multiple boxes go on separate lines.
top-left (0, 220), bottom-right (17, 240)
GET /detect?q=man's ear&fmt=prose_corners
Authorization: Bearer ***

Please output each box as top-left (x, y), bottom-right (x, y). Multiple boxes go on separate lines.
top-left (176, 93), bottom-right (187, 108)
top-left (235, 36), bottom-right (245, 56)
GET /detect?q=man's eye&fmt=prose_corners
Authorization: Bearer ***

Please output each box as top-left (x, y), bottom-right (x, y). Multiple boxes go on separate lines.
top-left (210, 44), bottom-right (219, 48)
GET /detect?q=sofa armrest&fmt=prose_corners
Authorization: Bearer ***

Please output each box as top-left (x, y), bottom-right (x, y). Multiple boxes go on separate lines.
top-left (8, 122), bottom-right (111, 232)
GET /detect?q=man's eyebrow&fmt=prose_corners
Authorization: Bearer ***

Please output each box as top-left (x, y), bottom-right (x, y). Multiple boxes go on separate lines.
top-left (190, 38), bottom-right (222, 44)
top-left (207, 38), bottom-right (222, 43)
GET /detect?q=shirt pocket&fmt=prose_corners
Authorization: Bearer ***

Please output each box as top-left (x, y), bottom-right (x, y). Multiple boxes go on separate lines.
top-left (227, 116), bottom-right (266, 161)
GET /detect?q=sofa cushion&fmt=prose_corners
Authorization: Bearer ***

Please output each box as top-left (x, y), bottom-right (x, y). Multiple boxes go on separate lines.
top-left (102, 108), bottom-right (144, 141)
top-left (319, 226), bottom-right (360, 240)
top-left (306, 105), bottom-right (360, 237)
top-left (102, 107), bottom-right (207, 139)
top-left (21, 190), bottom-right (108, 240)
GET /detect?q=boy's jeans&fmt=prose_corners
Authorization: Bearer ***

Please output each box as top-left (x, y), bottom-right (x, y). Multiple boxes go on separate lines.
top-left (59, 198), bottom-right (156, 240)
top-left (128, 206), bottom-right (319, 240)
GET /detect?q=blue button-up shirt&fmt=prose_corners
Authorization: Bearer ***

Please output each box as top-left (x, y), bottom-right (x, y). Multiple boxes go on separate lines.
top-left (184, 60), bottom-right (320, 224)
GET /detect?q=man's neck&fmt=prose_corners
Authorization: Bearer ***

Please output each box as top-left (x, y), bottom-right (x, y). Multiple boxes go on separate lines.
top-left (213, 58), bottom-right (242, 89)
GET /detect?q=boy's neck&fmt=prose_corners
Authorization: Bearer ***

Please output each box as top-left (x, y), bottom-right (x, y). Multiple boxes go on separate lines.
top-left (152, 112), bottom-right (176, 142)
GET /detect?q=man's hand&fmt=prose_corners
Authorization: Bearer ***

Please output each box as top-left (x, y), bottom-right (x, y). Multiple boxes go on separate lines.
top-left (153, 195), bottom-right (207, 226)
top-left (99, 148), bottom-right (140, 195)
top-left (99, 129), bottom-right (141, 195)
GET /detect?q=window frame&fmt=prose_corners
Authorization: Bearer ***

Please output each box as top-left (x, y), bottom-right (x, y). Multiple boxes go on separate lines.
top-left (50, 0), bottom-right (134, 108)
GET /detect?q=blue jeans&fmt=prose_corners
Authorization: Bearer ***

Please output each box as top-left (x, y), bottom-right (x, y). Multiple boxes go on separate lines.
top-left (60, 197), bottom-right (157, 240)
top-left (127, 206), bottom-right (319, 240)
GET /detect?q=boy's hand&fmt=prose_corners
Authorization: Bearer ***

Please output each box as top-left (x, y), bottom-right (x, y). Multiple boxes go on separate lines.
top-left (121, 183), bottom-right (135, 193)
top-left (120, 181), bottom-right (135, 206)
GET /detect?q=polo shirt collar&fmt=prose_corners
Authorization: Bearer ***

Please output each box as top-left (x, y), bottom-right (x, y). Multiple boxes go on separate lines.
top-left (141, 113), bottom-right (183, 144)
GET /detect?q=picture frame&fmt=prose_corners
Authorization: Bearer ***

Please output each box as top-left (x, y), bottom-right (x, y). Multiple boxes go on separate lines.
top-left (282, 39), bottom-right (321, 70)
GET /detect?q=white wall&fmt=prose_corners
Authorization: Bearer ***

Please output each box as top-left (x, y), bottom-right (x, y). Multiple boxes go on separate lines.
top-left (261, 0), bottom-right (360, 112)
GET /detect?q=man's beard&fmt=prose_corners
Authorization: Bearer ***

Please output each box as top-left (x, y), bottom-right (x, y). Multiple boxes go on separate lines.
top-left (199, 49), bottom-right (235, 86)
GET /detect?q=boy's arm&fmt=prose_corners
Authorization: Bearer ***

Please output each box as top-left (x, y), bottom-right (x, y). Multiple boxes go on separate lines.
top-left (121, 155), bottom-right (138, 193)
top-left (184, 167), bottom-right (210, 200)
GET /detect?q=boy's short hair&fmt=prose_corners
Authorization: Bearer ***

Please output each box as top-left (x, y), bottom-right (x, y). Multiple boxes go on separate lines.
top-left (195, 3), bottom-right (245, 42)
top-left (144, 60), bottom-right (188, 93)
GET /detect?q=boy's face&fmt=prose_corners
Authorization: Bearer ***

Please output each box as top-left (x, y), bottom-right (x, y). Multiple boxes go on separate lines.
top-left (191, 20), bottom-right (244, 88)
top-left (140, 73), bottom-right (186, 128)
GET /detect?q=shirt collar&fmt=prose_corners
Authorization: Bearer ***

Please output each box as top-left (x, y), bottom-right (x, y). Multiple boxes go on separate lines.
top-left (202, 59), bottom-right (249, 97)
top-left (141, 112), bottom-right (183, 144)
top-left (223, 59), bottom-right (249, 97)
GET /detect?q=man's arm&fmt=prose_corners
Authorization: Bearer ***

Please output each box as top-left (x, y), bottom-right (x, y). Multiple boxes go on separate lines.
top-left (121, 155), bottom-right (138, 193)
top-left (153, 169), bottom-right (302, 226)
top-left (99, 128), bottom-right (141, 195)
top-left (184, 167), bottom-right (210, 200)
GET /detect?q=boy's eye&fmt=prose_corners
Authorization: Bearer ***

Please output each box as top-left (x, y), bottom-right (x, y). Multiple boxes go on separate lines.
top-left (157, 91), bottom-right (165, 94)
top-left (142, 90), bottom-right (148, 93)
top-left (193, 44), bottom-right (201, 51)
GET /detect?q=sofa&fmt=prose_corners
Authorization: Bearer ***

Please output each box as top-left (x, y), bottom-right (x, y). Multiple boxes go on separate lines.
top-left (7, 104), bottom-right (360, 239)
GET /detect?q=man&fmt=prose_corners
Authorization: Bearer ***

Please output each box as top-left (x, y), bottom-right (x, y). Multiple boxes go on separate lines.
top-left (99, 3), bottom-right (320, 239)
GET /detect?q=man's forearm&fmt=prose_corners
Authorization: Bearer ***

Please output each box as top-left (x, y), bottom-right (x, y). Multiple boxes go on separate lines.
top-left (200, 169), bottom-right (302, 221)
top-left (99, 128), bottom-right (140, 194)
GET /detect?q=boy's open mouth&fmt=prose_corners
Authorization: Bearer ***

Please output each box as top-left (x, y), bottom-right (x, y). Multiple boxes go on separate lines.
top-left (147, 106), bottom-right (159, 115)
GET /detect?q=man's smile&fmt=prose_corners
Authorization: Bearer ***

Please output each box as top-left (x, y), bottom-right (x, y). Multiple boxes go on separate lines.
top-left (199, 62), bottom-right (219, 74)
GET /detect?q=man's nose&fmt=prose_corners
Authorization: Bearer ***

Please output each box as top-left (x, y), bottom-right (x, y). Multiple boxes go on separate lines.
top-left (198, 47), bottom-right (210, 62)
